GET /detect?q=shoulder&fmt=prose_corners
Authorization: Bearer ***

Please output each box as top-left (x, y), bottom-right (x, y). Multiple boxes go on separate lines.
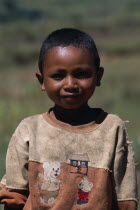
top-left (97, 110), bottom-right (128, 136)
top-left (102, 112), bottom-right (126, 128)
top-left (12, 114), bottom-right (45, 142)
top-left (102, 112), bottom-right (129, 143)
top-left (8, 113), bottom-right (48, 148)
top-left (20, 113), bottom-right (43, 124)
top-left (17, 113), bottom-right (45, 130)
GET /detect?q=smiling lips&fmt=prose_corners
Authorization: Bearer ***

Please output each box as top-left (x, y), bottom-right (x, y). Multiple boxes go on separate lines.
top-left (62, 94), bottom-right (80, 98)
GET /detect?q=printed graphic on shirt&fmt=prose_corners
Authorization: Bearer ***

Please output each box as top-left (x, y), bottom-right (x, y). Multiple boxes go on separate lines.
top-left (77, 176), bottom-right (93, 205)
top-left (37, 162), bottom-right (61, 205)
top-left (37, 154), bottom-right (94, 206)
top-left (69, 153), bottom-right (93, 205)
top-left (69, 153), bottom-right (90, 175)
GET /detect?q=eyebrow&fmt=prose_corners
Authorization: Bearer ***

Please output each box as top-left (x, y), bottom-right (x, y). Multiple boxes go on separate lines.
top-left (74, 67), bottom-right (92, 71)
top-left (52, 66), bottom-right (92, 72)
top-left (53, 69), bottom-right (66, 73)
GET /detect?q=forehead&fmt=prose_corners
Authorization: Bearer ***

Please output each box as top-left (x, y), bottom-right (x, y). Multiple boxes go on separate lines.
top-left (43, 46), bottom-right (95, 69)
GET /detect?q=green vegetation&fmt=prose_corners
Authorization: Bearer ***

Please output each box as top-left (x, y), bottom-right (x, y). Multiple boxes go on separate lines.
top-left (0, 0), bottom-right (140, 209)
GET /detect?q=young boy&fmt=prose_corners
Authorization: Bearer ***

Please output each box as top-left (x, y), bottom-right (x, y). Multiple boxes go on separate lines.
top-left (0, 28), bottom-right (138, 209)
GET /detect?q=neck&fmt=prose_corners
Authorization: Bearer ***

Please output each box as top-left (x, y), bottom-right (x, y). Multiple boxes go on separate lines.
top-left (50, 104), bottom-right (98, 126)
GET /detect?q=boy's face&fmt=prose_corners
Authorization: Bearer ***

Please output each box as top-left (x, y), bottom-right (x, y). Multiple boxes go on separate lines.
top-left (37, 46), bottom-right (104, 109)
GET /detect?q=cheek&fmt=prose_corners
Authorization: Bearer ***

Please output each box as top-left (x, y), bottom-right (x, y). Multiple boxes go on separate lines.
top-left (44, 80), bottom-right (60, 94)
top-left (80, 78), bottom-right (96, 91)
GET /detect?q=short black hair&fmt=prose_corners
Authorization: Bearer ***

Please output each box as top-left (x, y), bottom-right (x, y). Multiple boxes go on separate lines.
top-left (38, 28), bottom-right (100, 75)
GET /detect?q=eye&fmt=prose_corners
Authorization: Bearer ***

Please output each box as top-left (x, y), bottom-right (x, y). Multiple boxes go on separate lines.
top-left (53, 168), bottom-right (54, 171)
top-left (78, 182), bottom-right (83, 188)
top-left (75, 70), bottom-right (91, 79)
top-left (51, 73), bottom-right (65, 80)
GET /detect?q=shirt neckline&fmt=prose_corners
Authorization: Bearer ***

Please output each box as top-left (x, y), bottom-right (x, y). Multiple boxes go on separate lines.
top-left (41, 108), bottom-right (108, 133)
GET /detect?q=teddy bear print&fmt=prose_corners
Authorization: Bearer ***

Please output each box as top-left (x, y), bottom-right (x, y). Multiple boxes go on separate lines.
top-left (77, 176), bottom-right (93, 205)
top-left (38, 161), bottom-right (61, 205)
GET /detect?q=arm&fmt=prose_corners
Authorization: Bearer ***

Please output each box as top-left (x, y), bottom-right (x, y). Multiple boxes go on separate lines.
top-left (0, 189), bottom-right (28, 210)
top-left (0, 120), bottom-right (29, 209)
top-left (112, 122), bottom-right (138, 210)
top-left (117, 200), bottom-right (137, 210)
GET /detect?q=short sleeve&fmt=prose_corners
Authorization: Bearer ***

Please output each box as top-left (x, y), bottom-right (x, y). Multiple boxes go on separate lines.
top-left (0, 175), bottom-right (6, 186)
top-left (5, 120), bottom-right (29, 190)
top-left (112, 122), bottom-right (138, 202)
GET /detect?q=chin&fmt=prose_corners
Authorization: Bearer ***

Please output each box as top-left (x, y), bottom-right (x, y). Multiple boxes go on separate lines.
top-left (61, 104), bottom-right (86, 110)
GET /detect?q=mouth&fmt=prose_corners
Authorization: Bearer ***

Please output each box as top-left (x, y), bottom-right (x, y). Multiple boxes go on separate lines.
top-left (61, 94), bottom-right (80, 98)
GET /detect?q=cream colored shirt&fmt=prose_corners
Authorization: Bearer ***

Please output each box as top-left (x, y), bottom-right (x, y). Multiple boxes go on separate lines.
top-left (0, 110), bottom-right (138, 209)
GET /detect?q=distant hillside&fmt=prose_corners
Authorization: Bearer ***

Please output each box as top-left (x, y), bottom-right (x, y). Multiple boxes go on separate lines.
top-left (0, 0), bottom-right (140, 69)
top-left (0, 0), bottom-right (140, 24)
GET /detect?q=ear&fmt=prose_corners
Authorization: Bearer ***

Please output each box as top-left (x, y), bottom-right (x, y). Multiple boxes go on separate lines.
top-left (35, 72), bottom-right (45, 91)
top-left (43, 162), bottom-right (50, 169)
top-left (96, 67), bottom-right (104, 87)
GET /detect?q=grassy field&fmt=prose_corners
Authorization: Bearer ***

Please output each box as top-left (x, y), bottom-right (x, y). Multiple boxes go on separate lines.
top-left (0, 0), bottom-right (140, 209)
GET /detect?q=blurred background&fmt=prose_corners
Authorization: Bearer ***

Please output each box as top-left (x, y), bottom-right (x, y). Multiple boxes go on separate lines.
top-left (0, 0), bottom-right (140, 209)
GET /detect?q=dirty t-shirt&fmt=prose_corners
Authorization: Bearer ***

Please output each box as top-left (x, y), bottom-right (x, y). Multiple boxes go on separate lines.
top-left (0, 109), bottom-right (138, 209)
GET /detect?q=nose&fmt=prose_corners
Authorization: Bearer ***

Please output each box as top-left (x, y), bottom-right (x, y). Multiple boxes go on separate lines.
top-left (63, 76), bottom-right (79, 93)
